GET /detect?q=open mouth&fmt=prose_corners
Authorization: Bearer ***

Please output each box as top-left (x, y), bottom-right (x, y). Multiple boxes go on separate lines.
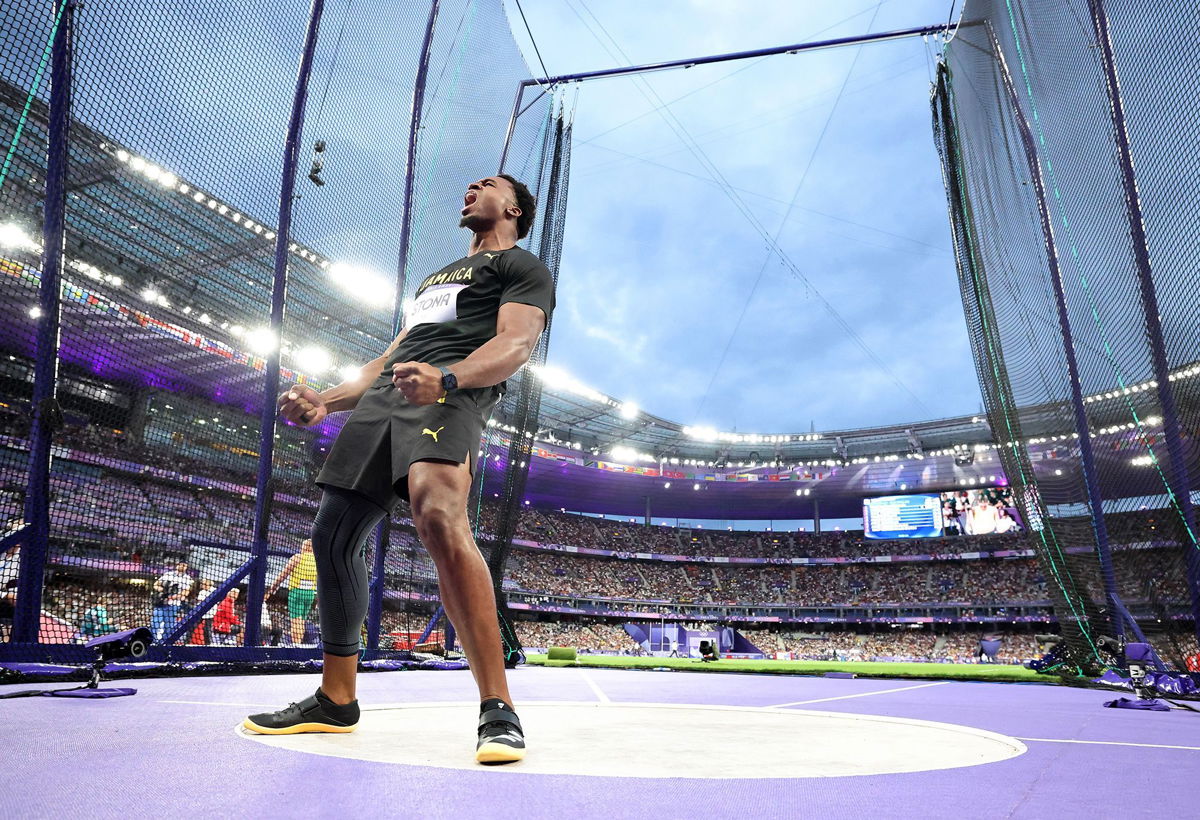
top-left (461, 191), bottom-right (478, 214)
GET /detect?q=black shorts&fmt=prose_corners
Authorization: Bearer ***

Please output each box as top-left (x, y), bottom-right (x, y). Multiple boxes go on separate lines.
top-left (315, 383), bottom-right (500, 509)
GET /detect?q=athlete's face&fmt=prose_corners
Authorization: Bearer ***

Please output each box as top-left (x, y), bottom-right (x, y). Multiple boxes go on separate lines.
top-left (459, 176), bottom-right (518, 232)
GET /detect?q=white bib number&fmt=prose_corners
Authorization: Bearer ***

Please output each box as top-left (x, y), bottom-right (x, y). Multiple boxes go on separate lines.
top-left (406, 283), bottom-right (466, 329)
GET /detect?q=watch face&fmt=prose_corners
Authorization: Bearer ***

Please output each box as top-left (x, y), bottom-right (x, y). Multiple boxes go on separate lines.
top-left (442, 372), bottom-right (457, 391)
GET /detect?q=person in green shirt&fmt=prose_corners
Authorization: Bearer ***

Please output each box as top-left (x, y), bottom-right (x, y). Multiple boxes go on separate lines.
top-left (80, 600), bottom-right (115, 639)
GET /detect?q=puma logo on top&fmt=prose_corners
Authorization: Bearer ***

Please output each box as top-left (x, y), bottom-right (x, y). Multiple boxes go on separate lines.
top-left (422, 426), bottom-right (445, 443)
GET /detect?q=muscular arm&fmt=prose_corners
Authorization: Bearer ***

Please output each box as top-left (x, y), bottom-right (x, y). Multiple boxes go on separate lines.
top-left (390, 302), bottom-right (546, 403)
top-left (267, 554), bottom-right (301, 596)
top-left (320, 328), bottom-right (408, 413)
top-left (447, 302), bottom-right (546, 389)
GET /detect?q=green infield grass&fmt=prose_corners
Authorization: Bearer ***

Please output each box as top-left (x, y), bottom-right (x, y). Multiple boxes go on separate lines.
top-left (524, 653), bottom-right (1050, 683)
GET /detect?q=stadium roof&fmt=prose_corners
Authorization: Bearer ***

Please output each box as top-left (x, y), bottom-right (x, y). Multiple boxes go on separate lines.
top-left (3, 78), bottom-right (1196, 520)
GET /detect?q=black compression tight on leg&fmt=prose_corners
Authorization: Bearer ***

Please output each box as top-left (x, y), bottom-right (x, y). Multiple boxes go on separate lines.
top-left (311, 486), bottom-right (388, 656)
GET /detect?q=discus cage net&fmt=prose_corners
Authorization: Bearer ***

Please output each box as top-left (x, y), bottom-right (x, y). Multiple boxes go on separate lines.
top-left (0, 0), bottom-right (1196, 682)
top-left (932, 0), bottom-right (1200, 674)
top-left (0, 0), bottom-right (566, 666)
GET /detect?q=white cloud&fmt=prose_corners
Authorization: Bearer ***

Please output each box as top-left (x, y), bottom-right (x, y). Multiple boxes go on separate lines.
top-left (511, 0), bottom-right (979, 433)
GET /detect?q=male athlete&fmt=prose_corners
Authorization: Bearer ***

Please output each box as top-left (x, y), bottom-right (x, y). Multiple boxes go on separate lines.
top-left (243, 174), bottom-right (554, 765)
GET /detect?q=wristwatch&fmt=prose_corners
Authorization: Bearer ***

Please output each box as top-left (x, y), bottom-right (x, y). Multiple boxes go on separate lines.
top-left (437, 365), bottom-right (458, 394)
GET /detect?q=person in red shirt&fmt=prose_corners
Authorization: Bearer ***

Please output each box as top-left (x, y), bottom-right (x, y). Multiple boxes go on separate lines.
top-left (212, 588), bottom-right (242, 646)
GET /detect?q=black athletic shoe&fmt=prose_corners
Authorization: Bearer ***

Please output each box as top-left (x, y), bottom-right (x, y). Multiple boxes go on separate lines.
top-left (476, 699), bottom-right (525, 764)
top-left (243, 689), bottom-right (359, 735)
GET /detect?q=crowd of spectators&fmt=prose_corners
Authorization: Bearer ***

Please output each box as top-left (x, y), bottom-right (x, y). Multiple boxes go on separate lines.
top-left (507, 506), bottom-right (1031, 560)
top-left (0, 405), bottom-right (316, 501)
top-left (510, 619), bottom-right (1043, 663)
top-left (745, 628), bottom-right (1042, 663)
top-left (2, 400), bottom-right (1194, 662)
top-left (35, 574), bottom-right (295, 647)
top-left (518, 620), bottom-right (636, 653)
top-left (503, 548), bottom-right (1052, 606)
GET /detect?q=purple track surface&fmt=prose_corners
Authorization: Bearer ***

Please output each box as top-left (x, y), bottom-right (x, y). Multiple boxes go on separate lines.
top-left (2, 666), bottom-right (1195, 818)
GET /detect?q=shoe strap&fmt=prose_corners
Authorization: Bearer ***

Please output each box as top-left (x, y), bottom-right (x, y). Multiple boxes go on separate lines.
top-left (295, 694), bottom-right (323, 715)
top-left (479, 706), bottom-right (522, 733)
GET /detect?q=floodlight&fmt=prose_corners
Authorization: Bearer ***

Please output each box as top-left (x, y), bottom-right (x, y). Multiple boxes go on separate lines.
top-left (0, 223), bottom-right (39, 251)
top-left (245, 327), bottom-right (278, 354)
top-left (295, 345), bottom-right (332, 374)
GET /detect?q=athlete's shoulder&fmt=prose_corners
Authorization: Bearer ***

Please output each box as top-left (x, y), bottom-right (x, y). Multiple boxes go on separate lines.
top-left (500, 245), bottom-right (545, 263)
top-left (496, 246), bottom-right (551, 278)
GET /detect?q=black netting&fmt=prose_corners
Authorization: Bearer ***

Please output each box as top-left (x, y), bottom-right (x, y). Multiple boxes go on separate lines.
top-left (0, 0), bottom-right (555, 662)
top-left (473, 102), bottom-right (572, 663)
top-left (932, 0), bottom-right (1200, 673)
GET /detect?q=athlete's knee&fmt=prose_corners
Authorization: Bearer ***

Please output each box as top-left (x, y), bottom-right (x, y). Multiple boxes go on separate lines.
top-left (412, 501), bottom-right (462, 547)
top-left (310, 487), bottom-right (376, 563)
top-left (311, 489), bottom-right (346, 533)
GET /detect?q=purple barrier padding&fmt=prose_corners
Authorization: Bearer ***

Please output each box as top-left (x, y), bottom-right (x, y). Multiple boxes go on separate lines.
top-left (1104, 697), bottom-right (1170, 711)
top-left (360, 659), bottom-right (420, 671)
top-left (47, 687), bottom-right (137, 698)
top-left (1099, 670), bottom-right (1200, 696)
top-left (1, 662), bottom-right (81, 675)
top-left (1095, 669), bottom-right (1128, 687)
top-left (417, 659), bottom-right (470, 671)
top-left (1149, 673), bottom-right (1200, 696)
top-left (623, 622), bottom-right (651, 651)
top-left (1124, 642), bottom-right (1154, 663)
top-left (730, 630), bottom-right (763, 655)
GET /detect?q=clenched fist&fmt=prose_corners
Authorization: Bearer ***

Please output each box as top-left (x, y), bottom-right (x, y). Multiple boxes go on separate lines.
top-left (392, 361), bottom-right (445, 406)
top-left (277, 383), bottom-right (327, 427)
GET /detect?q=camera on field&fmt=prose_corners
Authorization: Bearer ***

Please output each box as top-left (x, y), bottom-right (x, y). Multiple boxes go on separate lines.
top-left (85, 626), bottom-right (153, 662)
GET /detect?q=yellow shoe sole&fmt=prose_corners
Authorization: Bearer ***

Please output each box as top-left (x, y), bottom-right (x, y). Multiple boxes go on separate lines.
top-left (476, 741), bottom-right (525, 764)
top-left (242, 718), bottom-right (357, 735)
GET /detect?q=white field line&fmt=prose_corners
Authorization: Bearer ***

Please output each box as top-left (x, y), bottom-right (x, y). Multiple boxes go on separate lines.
top-left (1017, 737), bottom-right (1200, 751)
top-left (578, 669), bottom-right (611, 704)
top-left (768, 680), bottom-right (952, 708)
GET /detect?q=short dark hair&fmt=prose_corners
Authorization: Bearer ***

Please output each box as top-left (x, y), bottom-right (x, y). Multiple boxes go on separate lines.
top-left (498, 173), bottom-right (536, 240)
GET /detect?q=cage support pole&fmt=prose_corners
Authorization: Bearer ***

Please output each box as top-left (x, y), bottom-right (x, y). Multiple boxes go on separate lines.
top-left (12, 0), bottom-right (75, 644)
top-left (366, 0), bottom-right (441, 651)
top-left (392, 0), bottom-right (440, 330)
top-left (496, 22), bottom-right (954, 168)
top-left (246, 0), bottom-right (326, 647)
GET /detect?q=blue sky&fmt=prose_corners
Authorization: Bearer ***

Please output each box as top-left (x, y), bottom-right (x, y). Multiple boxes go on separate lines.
top-left (503, 0), bottom-right (980, 433)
